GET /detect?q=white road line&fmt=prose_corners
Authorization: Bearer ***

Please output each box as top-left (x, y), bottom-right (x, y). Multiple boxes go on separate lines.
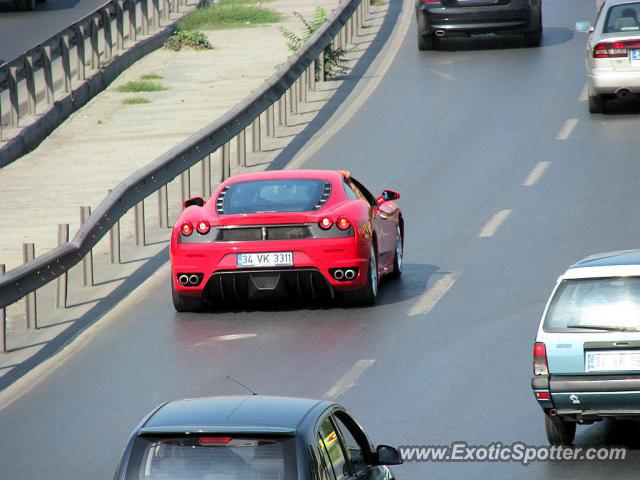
top-left (478, 209), bottom-right (512, 238)
top-left (192, 333), bottom-right (258, 347)
top-left (556, 118), bottom-right (578, 140)
top-left (324, 359), bottom-right (375, 399)
top-left (407, 273), bottom-right (459, 317)
top-left (522, 161), bottom-right (550, 187)
top-left (578, 85), bottom-right (588, 102)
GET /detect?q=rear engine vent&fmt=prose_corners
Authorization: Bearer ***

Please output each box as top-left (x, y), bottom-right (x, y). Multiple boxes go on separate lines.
top-left (216, 186), bottom-right (230, 215)
top-left (312, 182), bottom-right (332, 211)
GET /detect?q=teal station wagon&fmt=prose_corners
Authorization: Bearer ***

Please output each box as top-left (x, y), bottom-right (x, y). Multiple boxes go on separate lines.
top-left (532, 250), bottom-right (640, 445)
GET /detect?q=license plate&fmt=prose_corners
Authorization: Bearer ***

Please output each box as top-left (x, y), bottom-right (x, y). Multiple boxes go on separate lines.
top-left (631, 49), bottom-right (640, 61)
top-left (236, 252), bottom-right (293, 268)
top-left (585, 350), bottom-right (640, 372)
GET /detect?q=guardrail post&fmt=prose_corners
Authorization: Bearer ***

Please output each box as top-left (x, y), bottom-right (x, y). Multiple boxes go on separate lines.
top-left (56, 224), bottom-right (69, 308)
top-left (102, 9), bottom-right (113, 62)
top-left (161, 0), bottom-right (169, 20)
top-left (180, 170), bottom-right (190, 205)
top-left (237, 129), bottom-right (246, 166)
top-left (202, 155), bottom-right (211, 198)
top-left (158, 184), bottom-right (169, 228)
top-left (8, 66), bottom-right (19, 128)
top-left (109, 211), bottom-right (121, 264)
top-left (115, 1), bottom-right (125, 50)
top-left (134, 200), bottom-right (145, 246)
top-left (129, 0), bottom-right (138, 41)
top-left (24, 56), bottom-right (37, 117)
top-left (74, 26), bottom-right (86, 81)
top-left (0, 264), bottom-right (6, 353)
top-left (278, 94), bottom-right (287, 127)
top-left (151, 0), bottom-right (160, 29)
top-left (289, 84), bottom-right (298, 115)
top-left (80, 206), bottom-right (94, 286)
top-left (42, 45), bottom-right (55, 105)
top-left (266, 104), bottom-right (275, 137)
top-left (22, 243), bottom-right (37, 329)
top-left (60, 35), bottom-right (73, 94)
top-left (141, 0), bottom-right (150, 35)
top-left (318, 51), bottom-right (325, 82)
top-left (221, 143), bottom-right (230, 180)
top-left (297, 76), bottom-right (304, 104)
top-left (309, 64), bottom-right (316, 91)
top-left (251, 117), bottom-right (261, 152)
top-left (90, 17), bottom-right (100, 69)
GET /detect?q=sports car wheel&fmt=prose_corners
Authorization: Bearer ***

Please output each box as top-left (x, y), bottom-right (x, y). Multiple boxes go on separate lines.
top-left (344, 243), bottom-right (378, 306)
top-left (172, 282), bottom-right (207, 312)
top-left (389, 224), bottom-right (403, 279)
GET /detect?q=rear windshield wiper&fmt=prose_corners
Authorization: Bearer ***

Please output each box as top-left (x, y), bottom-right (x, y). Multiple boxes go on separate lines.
top-left (566, 324), bottom-right (640, 332)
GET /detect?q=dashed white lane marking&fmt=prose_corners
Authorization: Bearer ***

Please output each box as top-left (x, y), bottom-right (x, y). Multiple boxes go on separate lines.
top-left (522, 161), bottom-right (551, 187)
top-left (478, 209), bottom-right (512, 238)
top-left (578, 85), bottom-right (588, 102)
top-left (407, 273), bottom-right (459, 317)
top-left (556, 118), bottom-right (578, 140)
top-left (192, 333), bottom-right (258, 347)
top-left (324, 359), bottom-right (375, 399)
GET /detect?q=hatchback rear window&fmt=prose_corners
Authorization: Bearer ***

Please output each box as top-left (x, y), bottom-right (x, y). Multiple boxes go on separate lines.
top-left (604, 3), bottom-right (640, 33)
top-left (125, 436), bottom-right (297, 480)
top-left (221, 179), bottom-right (328, 214)
top-left (544, 277), bottom-right (640, 331)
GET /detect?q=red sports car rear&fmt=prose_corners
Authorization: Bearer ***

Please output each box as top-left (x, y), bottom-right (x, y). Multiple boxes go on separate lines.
top-left (170, 170), bottom-right (403, 311)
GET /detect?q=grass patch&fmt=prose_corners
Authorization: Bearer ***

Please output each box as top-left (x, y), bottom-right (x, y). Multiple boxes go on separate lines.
top-left (178, 0), bottom-right (282, 30)
top-left (116, 79), bottom-right (168, 93)
top-left (140, 73), bottom-right (164, 80)
top-left (165, 30), bottom-right (213, 51)
top-left (122, 97), bottom-right (151, 105)
top-left (371, 0), bottom-right (385, 6)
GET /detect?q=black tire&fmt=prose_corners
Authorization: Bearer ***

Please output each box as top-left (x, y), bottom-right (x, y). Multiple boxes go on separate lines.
top-left (418, 32), bottom-right (436, 51)
top-left (344, 243), bottom-right (378, 306)
top-left (588, 94), bottom-right (605, 114)
top-left (14, 0), bottom-right (35, 10)
top-left (544, 414), bottom-right (576, 446)
top-left (524, 30), bottom-right (542, 47)
top-left (389, 223), bottom-right (403, 279)
top-left (172, 282), bottom-right (207, 312)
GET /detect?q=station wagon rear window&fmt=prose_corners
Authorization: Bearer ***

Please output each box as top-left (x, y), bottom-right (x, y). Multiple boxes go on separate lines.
top-left (604, 3), bottom-right (640, 33)
top-left (125, 435), bottom-right (297, 480)
top-left (544, 277), bottom-right (640, 332)
top-left (221, 179), bottom-right (328, 214)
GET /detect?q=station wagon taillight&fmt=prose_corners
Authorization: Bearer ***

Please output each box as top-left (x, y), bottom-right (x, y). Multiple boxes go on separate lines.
top-left (533, 342), bottom-right (549, 376)
top-left (593, 41), bottom-right (631, 58)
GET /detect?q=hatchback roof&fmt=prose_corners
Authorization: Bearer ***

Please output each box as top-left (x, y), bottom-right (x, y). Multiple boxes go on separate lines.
top-left (140, 395), bottom-right (327, 435)
top-left (563, 250), bottom-right (640, 280)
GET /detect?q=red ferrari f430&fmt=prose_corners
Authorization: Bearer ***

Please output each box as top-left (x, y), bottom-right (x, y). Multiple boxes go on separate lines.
top-left (170, 169), bottom-right (403, 311)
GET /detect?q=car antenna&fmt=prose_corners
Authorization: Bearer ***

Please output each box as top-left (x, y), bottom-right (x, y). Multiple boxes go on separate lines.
top-left (226, 376), bottom-right (258, 396)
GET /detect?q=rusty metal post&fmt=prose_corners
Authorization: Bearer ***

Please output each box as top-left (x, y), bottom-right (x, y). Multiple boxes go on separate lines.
top-left (80, 207), bottom-right (94, 287)
top-left (8, 66), bottom-right (19, 128)
top-left (266, 104), bottom-right (275, 137)
top-left (24, 55), bottom-right (37, 117)
top-left (221, 143), bottom-right (231, 180)
top-left (102, 9), bottom-right (113, 61)
top-left (158, 184), bottom-right (169, 228)
top-left (134, 200), bottom-right (145, 246)
top-left (74, 25), bottom-right (86, 81)
top-left (56, 224), bottom-right (69, 308)
top-left (60, 35), bottom-right (72, 94)
top-left (237, 129), bottom-right (247, 166)
top-left (180, 170), bottom-right (190, 205)
top-left (22, 244), bottom-right (37, 329)
top-left (115, 1), bottom-right (125, 50)
top-left (251, 117), bottom-right (261, 152)
top-left (278, 95), bottom-right (287, 127)
top-left (202, 155), bottom-right (212, 199)
top-left (90, 17), bottom-right (100, 69)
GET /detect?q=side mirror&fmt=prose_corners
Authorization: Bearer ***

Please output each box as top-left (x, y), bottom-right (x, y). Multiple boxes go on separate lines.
top-left (184, 196), bottom-right (205, 208)
top-left (381, 189), bottom-right (400, 202)
top-left (575, 21), bottom-right (593, 33)
top-left (375, 445), bottom-right (403, 466)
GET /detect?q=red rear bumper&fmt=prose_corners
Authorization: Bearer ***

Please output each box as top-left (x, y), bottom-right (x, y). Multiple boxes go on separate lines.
top-left (170, 237), bottom-right (370, 298)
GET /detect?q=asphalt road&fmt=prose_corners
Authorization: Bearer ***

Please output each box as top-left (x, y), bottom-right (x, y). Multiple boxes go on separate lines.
top-left (2, 0), bottom-right (640, 478)
top-left (0, 0), bottom-right (107, 63)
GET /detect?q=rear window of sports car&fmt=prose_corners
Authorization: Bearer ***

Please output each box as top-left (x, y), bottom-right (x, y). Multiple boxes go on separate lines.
top-left (220, 179), bottom-right (327, 214)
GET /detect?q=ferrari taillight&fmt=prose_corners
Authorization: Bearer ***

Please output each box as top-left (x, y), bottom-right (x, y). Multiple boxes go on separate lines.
top-left (319, 216), bottom-right (333, 230)
top-left (196, 220), bottom-right (210, 235)
top-left (180, 221), bottom-right (194, 236)
top-left (336, 216), bottom-right (351, 230)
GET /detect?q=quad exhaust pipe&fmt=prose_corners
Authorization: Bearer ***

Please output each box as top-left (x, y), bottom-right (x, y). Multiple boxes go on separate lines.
top-left (332, 268), bottom-right (357, 281)
top-left (178, 274), bottom-right (190, 286)
top-left (333, 269), bottom-right (345, 280)
top-left (344, 269), bottom-right (356, 280)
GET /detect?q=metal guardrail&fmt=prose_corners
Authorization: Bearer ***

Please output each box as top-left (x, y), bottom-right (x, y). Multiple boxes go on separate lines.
top-left (0, 0), bottom-right (187, 143)
top-left (0, 0), bottom-right (369, 351)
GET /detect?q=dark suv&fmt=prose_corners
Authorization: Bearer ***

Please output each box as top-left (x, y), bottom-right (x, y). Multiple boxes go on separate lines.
top-left (415, 0), bottom-right (543, 50)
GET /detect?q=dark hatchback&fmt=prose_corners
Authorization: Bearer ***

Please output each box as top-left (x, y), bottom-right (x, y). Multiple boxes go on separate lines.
top-left (114, 395), bottom-right (403, 480)
top-left (415, 0), bottom-right (543, 50)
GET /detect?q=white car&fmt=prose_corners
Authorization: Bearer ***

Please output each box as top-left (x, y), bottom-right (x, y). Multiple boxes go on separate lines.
top-left (577, 0), bottom-right (640, 113)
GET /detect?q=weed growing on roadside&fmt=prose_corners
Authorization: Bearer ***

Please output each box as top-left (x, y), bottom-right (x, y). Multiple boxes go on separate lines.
top-left (122, 97), bottom-right (152, 105)
top-left (116, 80), bottom-right (169, 93)
top-left (140, 73), bottom-right (164, 80)
top-left (164, 30), bottom-right (213, 51)
top-left (280, 7), bottom-right (350, 79)
top-left (177, 0), bottom-right (281, 30)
